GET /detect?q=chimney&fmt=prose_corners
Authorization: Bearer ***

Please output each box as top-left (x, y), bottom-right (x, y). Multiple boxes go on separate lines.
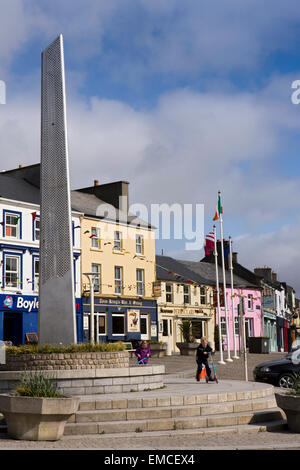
top-left (272, 272), bottom-right (277, 283)
top-left (78, 181), bottom-right (129, 214)
top-left (94, 179), bottom-right (99, 187)
top-left (232, 252), bottom-right (238, 263)
top-left (254, 267), bottom-right (272, 282)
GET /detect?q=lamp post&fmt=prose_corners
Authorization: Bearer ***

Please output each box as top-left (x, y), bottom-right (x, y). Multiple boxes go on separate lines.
top-left (83, 273), bottom-right (98, 344)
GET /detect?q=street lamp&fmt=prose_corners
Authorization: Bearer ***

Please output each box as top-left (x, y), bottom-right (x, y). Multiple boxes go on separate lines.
top-left (83, 272), bottom-right (99, 344)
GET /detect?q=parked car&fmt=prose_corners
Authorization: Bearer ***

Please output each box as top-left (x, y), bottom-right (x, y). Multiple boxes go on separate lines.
top-left (253, 349), bottom-right (300, 388)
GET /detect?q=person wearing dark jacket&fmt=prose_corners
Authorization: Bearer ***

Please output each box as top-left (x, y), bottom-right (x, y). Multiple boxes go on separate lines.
top-left (196, 337), bottom-right (214, 381)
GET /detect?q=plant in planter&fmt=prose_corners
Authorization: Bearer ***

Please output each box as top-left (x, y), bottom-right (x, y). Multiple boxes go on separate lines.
top-left (148, 341), bottom-right (167, 358)
top-left (176, 320), bottom-right (199, 356)
top-left (0, 371), bottom-right (80, 441)
top-left (275, 374), bottom-right (300, 432)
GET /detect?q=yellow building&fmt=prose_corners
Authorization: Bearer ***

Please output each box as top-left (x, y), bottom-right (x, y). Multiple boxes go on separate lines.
top-left (71, 181), bottom-right (158, 344)
top-left (156, 256), bottom-right (215, 354)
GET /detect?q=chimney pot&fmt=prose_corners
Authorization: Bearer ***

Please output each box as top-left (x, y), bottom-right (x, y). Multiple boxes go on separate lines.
top-left (94, 179), bottom-right (99, 186)
top-left (19, 164), bottom-right (24, 169)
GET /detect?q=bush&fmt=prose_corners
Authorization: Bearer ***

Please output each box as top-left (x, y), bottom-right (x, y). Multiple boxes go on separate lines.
top-left (5, 342), bottom-right (126, 355)
top-left (16, 371), bottom-right (64, 398)
top-left (291, 374), bottom-right (300, 396)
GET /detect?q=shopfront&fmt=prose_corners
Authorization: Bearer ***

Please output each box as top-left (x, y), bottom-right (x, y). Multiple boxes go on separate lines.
top-left (82, 297), bottom-right (158, 344)
top-left (0, 294), bottom-right (83, 345)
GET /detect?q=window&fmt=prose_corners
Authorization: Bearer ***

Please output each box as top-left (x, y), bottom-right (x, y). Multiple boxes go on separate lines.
top-left (234, 317), bottom-right (240, 335)
top-left (92, 264), bottom-right (101, 293)
top-left (114, 231), bottom-right (122, 251)
top-left (98, 314), bottom-right (106, 335)
top-left (200, 286), bottom-right (206, 305)
top-left (34, 217), bottom-right (40, 241)
top-left (5, 255), bottom-right (20, 288)
top-left (114, 266), bottom-right (123, 294)
top-left (91, 227), bottom-right (101, 249)
top-left (5, 213), bottom-right (20, 239)
top-left (162, 319), bottom-right (168, 336)
top-left (136, 269), bottom-right (144, 296)
top-left (166, 284), bottom-right (173, 303)
top-left (112, 313), bottom-right (125, 335)
top-left (33, 258), bottom-right (39, 291)
top-left (183, 285), bottom-right (190, 304)
top-left (220, 318), bottom-right (227, 336)
top-left (136, 234), bottom-right (143, 254)
top-left (248, 294), bottom-right (254, 310)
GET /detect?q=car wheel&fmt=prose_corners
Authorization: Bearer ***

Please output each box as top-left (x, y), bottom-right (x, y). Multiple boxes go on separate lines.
top-left (278, 373), bottom-right (295, 389)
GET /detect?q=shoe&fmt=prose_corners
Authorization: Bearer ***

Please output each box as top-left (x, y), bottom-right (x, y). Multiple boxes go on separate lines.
top-left (196, 373), bottom-right (200, 382)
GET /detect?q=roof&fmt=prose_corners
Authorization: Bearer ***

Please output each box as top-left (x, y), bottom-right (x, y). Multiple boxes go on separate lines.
top-left (155, 256), bottom-right (210, 285)
top-left (178, 260), bottom-right (260, 289)
top-left (0, 167), bottom-right (152, 228)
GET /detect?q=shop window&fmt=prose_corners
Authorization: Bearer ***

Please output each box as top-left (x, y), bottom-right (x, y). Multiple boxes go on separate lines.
top-left (112, 314), bottom-right (125, 335)
top-left (191, 320), bottom-right (203, 339)
top-left (98, 314), bottom-right (106, 335)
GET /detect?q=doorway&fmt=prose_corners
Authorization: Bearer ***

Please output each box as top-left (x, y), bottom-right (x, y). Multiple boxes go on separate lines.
top-left (3, 313), bottom-right (22, 345)
top-left (140, 314), bottom-right (149, 341)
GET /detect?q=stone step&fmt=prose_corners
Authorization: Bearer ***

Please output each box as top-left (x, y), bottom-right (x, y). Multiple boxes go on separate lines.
top-left (62, 419), bottom-right (287, 440)
top-left (64, 408), bottom-right (284, 435)
top-left (71, 397), bottom-right (276, 424)
top-left (78, 387), bottom-right (274, 411)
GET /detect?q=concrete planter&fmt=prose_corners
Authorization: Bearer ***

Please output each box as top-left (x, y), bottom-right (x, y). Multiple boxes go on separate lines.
top-left (149, 343), bottom-right (167, 358)
top-left (0, 394), bottom-right (80, 440)
top-left (176, 343), bottom-right (198, 356)
top-left (275, 392), bottom-right (300, 432)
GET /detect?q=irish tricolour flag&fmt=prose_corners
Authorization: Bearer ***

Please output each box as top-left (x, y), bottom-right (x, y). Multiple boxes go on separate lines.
top-left (213, 193), bottom-right (223, 221)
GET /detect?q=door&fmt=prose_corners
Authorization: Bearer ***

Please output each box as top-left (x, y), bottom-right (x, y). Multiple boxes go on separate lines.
top-left (3, 313), bottom-right (22, 345)
top-left (140, 314), bottom-right (149, 341)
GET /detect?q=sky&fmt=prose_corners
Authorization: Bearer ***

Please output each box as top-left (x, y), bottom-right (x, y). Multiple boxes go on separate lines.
top-left (1, 0), bottom-right (300, 294)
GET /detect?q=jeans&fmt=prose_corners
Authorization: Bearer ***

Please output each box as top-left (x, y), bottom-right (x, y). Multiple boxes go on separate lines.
top-left (197, 359), bottom-right (211, 378)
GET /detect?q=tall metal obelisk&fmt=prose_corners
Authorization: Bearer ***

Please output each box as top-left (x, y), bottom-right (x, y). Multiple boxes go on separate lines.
top-left (39, 34), bottom-right (76, 345)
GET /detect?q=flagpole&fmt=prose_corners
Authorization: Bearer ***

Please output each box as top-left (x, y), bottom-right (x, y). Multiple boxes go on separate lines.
top-left (218, 191), bottom-right (232, 362)
top-left (229, 236), bottom-right (239, 359)
top-left (214, 225), bottom-right (225, 364)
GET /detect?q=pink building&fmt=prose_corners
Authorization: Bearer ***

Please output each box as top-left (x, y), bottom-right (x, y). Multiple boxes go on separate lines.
top-left (219, 286), bottom-right (263, 352)
top-left (180, 259), bottom-right (263, 351)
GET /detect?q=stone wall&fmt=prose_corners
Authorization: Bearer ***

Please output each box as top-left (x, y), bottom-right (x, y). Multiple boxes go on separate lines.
top-left (0, 351), bottom-right (129, 371)
top-left (0, 365), bottom-right (165, 396)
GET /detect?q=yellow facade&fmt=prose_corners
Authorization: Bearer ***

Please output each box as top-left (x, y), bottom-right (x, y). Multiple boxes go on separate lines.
top-left (80, 216), bottom-right (156, 300)
top-left (157, 281), bottom-right (215, 354)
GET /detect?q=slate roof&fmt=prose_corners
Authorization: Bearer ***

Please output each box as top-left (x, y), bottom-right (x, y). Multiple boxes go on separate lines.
top-left (156, 255), bottom-right (210, 284)
top-left (0, 170), bottom-right (152, 228)
top-left (178, 259), bottom-right (260, 289)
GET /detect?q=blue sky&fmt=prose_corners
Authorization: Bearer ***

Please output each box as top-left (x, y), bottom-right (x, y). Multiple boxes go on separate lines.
top-left (1, 1), bottom-right (300, 293)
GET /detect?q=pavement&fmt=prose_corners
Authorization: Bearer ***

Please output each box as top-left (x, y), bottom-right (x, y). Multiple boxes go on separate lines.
top-left (1, 351), bottom-right (299, 451)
